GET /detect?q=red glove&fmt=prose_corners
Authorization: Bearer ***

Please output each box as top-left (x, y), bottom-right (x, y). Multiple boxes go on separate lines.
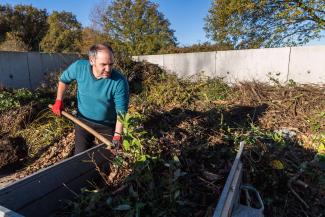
top-left (52, 99), bottom-right (64, 116)
top-left (112, 135), bottom-right (122, 149)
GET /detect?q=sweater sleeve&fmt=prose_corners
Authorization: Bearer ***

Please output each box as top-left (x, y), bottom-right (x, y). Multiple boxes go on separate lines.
top-left (114, 76), bottom-right (129, 115)
top-left (60, 61), bottom-right (79, 84)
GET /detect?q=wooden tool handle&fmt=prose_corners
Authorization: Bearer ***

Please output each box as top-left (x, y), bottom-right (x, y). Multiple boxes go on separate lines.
top-left (48, 104), bottom-right (113, 148)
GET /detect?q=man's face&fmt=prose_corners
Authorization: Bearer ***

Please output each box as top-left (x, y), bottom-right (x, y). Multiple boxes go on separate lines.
top-left (90, 50), bottom-right (114, 79)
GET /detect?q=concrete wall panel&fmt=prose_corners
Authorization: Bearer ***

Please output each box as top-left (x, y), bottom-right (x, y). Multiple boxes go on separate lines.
top-left (162, 54), bottom-right (177, 74)
top-left (288, 46), bottom-right (325, 84)
top-left (40, 53), bottom-right (60, 75)
top-left (172, 52), bottom-right (216, 78)
top-left (27, 52), bottom-right (43, 89)
top-left (138, 55), bottom-right (163, 67)
top-left (0, 51), bottom-right (78, 89)
top-left (0, 52), bottom-right (30, 88)
top-left (57, 53), bottom-right (80, 70)
top-left (215, 47), bottom-right (290, 83)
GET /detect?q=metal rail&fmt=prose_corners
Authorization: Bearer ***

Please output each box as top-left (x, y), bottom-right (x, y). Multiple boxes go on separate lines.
top-left (213, 141), bottom-right (264, 217)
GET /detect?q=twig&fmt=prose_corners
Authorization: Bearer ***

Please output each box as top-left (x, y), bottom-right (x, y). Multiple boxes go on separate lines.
top-left (97, 151), bottom-right (114, 163)
top-left (296, 179), bottom-right (308, 188)
top-left (197, 176), bottom-right (220, 192)
top-left (90, 152), bottom-right (110, 186)
top-left (248, 149), bottom-right (261, 163)
top-left (288, 173), bottom-right (310, 209)
top-left (283, 158), bottom-right (300, 170)
top-left (300, 206), bottom-right (310, 217)
top-left (250, 85), bottom-right (262, 104)
top-left (111, 184), bottom-right (128, 195)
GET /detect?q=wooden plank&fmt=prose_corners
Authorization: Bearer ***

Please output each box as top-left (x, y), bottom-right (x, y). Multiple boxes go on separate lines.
top-left (0, 144), bottom-right (112, 214)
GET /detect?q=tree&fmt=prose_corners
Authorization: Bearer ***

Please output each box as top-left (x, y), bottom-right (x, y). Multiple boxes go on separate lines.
top-left (92, 0), bottom-right (177, 55)
top-left (204, 0), bottom-right (325, 49)
top-left (78, 27), bottom-right (110, 53)
top-left (0, 4), bottom-right (12, 43)
top-left (160, 42), bottom-right (232, 54)
top-left (0, 4), bottom-right (48, 51)
top-left (40, 11), bottom-right (82, 53)
top-left (0, 32), bottom-right (30, 51)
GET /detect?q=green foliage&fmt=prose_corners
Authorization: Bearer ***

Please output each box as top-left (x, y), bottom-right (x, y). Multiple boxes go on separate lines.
top-left (78, 27), bottom-right (110, 54)
top-left (226, 123), bottom-right (288, 149)
top-left (93, 0), bottom-right (177, 55)
top-left (142, 73), bottom-right (231, 107)
top-left (0, 88), bottom-right (33, 111)
top-left (308, 111), bottom-right (325, 133)
top-left (118, 112), bottom-right (149, 162)
top-left (317, 139), bottom-right (325, 162)
top-left (0, 4), bottom-right (48, 51)
top-left (199, 77), bottom-right (231, 101)
top-left (144, 75), bottom-right (199, 107)
top-left (0, 31), bottom-right (30, 51)
top-left (40, 11), bottom-right (82, 53)
top-left (287, 79), bottom-right (297, 87)
top-left (205, 0), bottom-right (325, 49)
top-left (160, 42), bottom-right (232, 54)
top-left (0, 4), bottom-right (11, 43)
top-left (69, 110), bottom-right (191, 216)
top-left (306, 133), bottom-right (325, 163)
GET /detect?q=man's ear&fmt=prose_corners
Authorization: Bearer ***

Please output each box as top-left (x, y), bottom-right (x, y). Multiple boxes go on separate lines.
top-left (89, 57), bottom-right (95, 65)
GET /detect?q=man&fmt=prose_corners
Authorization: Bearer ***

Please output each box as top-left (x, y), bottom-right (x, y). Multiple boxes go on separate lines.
top-left (52, 43), bottom-right (129, 154)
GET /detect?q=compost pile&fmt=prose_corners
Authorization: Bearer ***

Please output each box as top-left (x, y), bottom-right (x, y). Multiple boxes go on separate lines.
top-left (0, 61), bottom-right (324, 217)
top-left (0, 79), bottom-right (75, 185)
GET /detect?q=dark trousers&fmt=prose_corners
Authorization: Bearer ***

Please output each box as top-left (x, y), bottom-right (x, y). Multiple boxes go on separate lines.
top-left (74, 118), bottom-right (113, 155)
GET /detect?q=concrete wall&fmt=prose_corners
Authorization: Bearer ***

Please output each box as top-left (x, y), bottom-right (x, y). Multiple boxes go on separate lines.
top-left (0, 51), bottom-right (80, 89)
top-left (133, 45), bottom-right (325, 84)
top-left (1, 46), bottom-right (324, 89)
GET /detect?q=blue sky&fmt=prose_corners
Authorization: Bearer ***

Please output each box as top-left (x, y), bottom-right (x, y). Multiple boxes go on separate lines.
top-left (2, 0), bottom-right (325, 46)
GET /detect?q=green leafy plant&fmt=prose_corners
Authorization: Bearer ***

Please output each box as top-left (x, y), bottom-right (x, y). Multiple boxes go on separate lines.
top-left (118, 112), bottom-right (149, 163)
top-left (200, 77), bottom-right (231, 101)
top-left (0, 88), bottom-right (33, 111)
top-left (287, 79), bottom-right (297, 87)
top-left (308, 111), bottom-right (325, 133)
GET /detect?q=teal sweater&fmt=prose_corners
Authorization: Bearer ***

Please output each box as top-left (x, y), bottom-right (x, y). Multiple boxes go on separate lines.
top-left (60, 60), bottom-right (129, 126)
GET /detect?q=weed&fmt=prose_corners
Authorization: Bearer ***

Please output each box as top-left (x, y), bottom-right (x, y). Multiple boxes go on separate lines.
top-left (287, 79), bottom-right (297, 87)
top-left (308, 111), bottom-right (325, 133)
top-left (199, 77), bottom-right (231, 101)
top-left (0, 88), bottom-right (33, 111)
top-left (117, 113), bottom-right (150, 163)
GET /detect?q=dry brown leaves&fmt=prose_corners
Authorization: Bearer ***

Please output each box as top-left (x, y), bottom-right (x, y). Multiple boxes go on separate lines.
top-left (0, 105), bottom-right (34, 134)
top-left (0, 135), bottom-right (26, 169)
top-left (0, 131), bottom-right (74, 187)
top-left (22, 131), bottom-right (75, 176)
